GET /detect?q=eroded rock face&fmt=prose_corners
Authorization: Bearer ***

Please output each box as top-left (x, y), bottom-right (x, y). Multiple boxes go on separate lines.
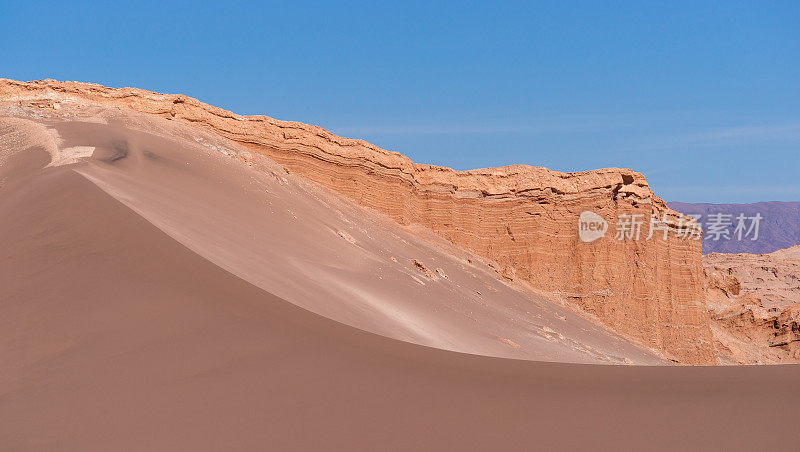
top-left (771, 304), bottom-right (800, 349)
top-left (706, 246), bottom-right (800, 310)
top-left (0, 78), bottom-right (715, 363)
top-left (704, 246), bottom-right (800, 364)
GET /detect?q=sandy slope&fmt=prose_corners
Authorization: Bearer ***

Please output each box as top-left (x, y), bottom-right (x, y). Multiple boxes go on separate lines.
top-left (2, 110), bottom-right (800, 449)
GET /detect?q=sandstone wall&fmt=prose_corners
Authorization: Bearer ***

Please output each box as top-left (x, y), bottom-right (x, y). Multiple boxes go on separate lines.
top-left (0, 79), bottom-right (715, 363)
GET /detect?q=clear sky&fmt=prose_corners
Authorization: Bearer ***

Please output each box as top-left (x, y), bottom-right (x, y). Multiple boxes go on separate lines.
top-left (2, 1), bottom-right (798, 203)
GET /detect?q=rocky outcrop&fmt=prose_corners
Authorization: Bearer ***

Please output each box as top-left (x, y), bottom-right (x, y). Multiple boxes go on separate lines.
top-left (770, 303), bottom-right (800, 348)
top-left (706, 246), bottom-right (800, 310)
top-left (704, 247), bottom-right (800, 364)
top-left (0, 78), bottom-right (715, 363)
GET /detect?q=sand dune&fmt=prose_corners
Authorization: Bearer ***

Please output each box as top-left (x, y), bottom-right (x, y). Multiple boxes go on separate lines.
top-left (19, 110), bottom-right (662, 365)
top-left (2, 108), bottom-right (800, 449)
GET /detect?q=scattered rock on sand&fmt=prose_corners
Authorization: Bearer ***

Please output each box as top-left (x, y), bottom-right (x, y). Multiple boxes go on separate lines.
top-left (336, 230), bottom-right (356, 244)
top-left (411, 259), bottom-right (437, 279)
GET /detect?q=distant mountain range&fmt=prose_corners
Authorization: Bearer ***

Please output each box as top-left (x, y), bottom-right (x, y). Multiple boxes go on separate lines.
top-left (669, 201), bottom-right (800, 254)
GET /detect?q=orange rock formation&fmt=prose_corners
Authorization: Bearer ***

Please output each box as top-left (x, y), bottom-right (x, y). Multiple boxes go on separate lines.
top-left (0, 79), bottom-right (715, 363)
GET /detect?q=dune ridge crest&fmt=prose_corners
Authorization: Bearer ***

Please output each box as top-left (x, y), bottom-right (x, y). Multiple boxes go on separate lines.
top-left (0, 78), bottom-right (714, 363)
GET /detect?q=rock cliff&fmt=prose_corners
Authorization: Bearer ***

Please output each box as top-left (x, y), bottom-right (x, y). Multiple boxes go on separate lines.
top-left (0, 79), bottom-right (715, 363)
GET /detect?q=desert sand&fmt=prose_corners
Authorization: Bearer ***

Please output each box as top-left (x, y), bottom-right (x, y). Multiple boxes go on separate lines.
top-left (1, 90), bottom-right (800, 449)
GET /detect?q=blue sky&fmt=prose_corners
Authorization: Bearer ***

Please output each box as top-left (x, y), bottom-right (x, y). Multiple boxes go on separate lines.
top-left (2, 1), bottom-right (798, 202)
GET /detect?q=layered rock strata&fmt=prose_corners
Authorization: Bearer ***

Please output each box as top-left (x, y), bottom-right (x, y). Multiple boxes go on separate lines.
top-left (0, 79), bottom-right (715, 363)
